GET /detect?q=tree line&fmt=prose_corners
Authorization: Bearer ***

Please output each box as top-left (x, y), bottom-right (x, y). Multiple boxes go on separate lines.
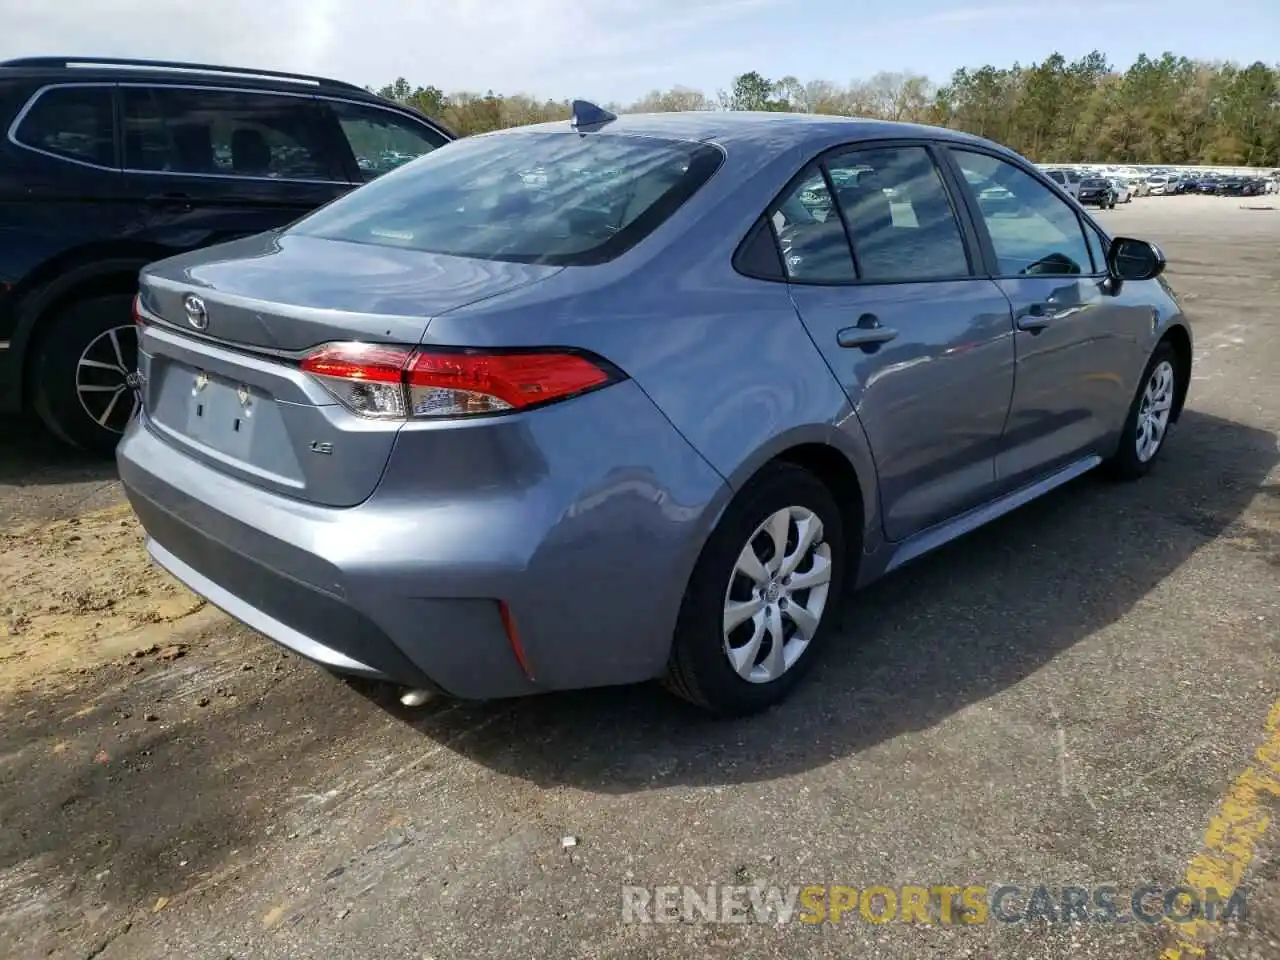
top-left (373, 51), bottom-right (1280, 168)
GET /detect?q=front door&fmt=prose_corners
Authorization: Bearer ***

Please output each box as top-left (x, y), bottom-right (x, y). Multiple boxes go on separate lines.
top-left (776, 143), bottom-right (1016, 542)
top-left (944, 148), bottom-right (1139, 488)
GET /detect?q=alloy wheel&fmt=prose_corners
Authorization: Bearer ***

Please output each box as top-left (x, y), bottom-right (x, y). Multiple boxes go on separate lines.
top-left (722, 505), bottom-right (833, 684)
top-left (1135, 359), bottom-right (1175, 463)
top-left (75, 324), bottom-right (139, 435)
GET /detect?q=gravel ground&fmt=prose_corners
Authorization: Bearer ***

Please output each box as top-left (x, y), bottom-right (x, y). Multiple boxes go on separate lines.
top-left (0, 193), bottom-right (1277, 960)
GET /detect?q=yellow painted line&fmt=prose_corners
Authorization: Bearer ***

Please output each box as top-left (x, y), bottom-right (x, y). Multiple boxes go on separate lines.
top-left (1160, 698), bottom-right (1280, 958)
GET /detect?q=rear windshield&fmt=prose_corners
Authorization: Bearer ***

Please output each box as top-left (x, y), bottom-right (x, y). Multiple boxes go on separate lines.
top-left (289, 131), bottom-right (723, 266)
top-left (1046, 171), bottom-right (1066, 183)
top-left (1081, 178), bottom-right (1108, 187)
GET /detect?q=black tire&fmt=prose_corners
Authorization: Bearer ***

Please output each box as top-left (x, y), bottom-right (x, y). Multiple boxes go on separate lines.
top-left (30, 294), bottom-right (139, 456)
top-left (1104, 341), bottom-right (1181, 481)
top-left (663, 462), bottom-right (849, 716)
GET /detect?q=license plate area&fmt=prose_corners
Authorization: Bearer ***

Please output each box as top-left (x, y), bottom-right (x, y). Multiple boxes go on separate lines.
top-left (185, 369), bottom-right (262, 460)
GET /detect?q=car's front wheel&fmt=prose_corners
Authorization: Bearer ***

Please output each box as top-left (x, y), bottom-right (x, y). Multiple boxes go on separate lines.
top-left (1105, 340), bottom-right (1182, 481)
top-left (664, 462), bottom-right (848, 716)
top-left (30, 294), bottom-right (139, 456)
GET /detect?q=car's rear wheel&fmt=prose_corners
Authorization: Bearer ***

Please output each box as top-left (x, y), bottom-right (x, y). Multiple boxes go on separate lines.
top-left (1105, 341), bottom-right (1181, 481)
top-left (664, 462), bottom-right (848, 716)
top-left (30, 294), bottom-right (139, 456)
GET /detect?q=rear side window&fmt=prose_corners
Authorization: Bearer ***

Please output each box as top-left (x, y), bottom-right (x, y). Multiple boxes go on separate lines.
top-left (120, 87), bottom-right (340, 180)
top-left (13, 85), bottom-right (115, 167)
top-left (824, 146), bottom-right (971, 281)
top-left (290, 131), bottom-right (723, 266)
top-left (324, 101), bottom-right (449, 182)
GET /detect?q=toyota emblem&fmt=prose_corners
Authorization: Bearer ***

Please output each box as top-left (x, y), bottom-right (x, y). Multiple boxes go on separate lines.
top-left (183, 294), bottom-right (208, 330)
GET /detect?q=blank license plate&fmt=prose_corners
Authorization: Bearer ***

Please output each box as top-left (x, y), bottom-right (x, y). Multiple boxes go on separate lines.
top-left (185, 371), bottom-right (260, 459)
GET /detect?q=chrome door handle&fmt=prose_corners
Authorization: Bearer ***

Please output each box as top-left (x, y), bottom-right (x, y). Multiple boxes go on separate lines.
top-left (1016, 302), bottom-right (1057, 332)
top-left (838, 314), bottom-right (899, 350)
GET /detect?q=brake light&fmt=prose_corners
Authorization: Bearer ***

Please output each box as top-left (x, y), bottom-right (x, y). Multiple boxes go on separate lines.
top-left (299, 342), bottom-right (620, 419)
top-left (132, 294), bottom-right (147, 326)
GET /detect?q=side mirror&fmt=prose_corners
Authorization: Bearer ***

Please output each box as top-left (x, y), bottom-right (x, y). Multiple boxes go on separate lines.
top-left (1107, 237), bottom-right (1166, 282)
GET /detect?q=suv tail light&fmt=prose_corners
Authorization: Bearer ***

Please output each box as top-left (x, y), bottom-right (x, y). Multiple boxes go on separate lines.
top-left (299, 342), bottom-right (623, 419)
top-left (132, 294), bottom-right (148, 327)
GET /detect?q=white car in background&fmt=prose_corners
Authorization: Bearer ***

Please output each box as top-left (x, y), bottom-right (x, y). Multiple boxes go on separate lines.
top-left (1110, 178), bottom-right (1134, 203)
top-left (1043, 168), bottom-right (1082, 198)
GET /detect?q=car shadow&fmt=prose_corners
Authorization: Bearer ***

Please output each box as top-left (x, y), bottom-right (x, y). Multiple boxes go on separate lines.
top-left (0, 416), bottom-right (119, 523)
top-left (359, 408), bottom-right (1276, 793)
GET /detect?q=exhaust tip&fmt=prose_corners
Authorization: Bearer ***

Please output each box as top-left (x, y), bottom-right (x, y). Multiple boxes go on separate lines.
top-left (399, 689), bottom-right (432, 707)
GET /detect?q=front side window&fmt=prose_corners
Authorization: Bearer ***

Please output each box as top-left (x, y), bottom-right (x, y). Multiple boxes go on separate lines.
top-left (325, 101), bottom-right (448, 182)
top-left (13, 85), bottom-right (114, 167)
top-left (824, 145), bottom-right (970, 282)
top-left (120, 87), bottom-right (338, 180)
top-left (290, 131), bottom-right (722, 266)
top-left (952, 150), bottom-right (1092, 277)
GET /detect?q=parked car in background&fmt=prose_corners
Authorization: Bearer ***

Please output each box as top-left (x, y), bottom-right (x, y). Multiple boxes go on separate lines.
top-left (1129, 177), bottom-right (1151, 198)
top-left (1220, 175), bottom-right (1266, 197)
top-left (1146, 175), bottom-right (1171, 196)
top-left (1109, 178), bottom-right (1134, 203)
top-left (1078, 177), bottom-right (1117, 208)
top-left (0, 56), bottom-right (453, 453)
top-left (1044, 168), bottom-right (1082, 198)
top-left (118, 106), bottom-right (1192, 716)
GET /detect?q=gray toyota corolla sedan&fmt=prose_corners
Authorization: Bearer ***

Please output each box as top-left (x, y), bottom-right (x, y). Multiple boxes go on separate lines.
top-left (118, 104), bottom-right (1192, 716)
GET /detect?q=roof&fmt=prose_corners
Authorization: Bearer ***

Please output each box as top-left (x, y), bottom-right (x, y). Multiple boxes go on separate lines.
top-left (0, 56), bottom-right (373, 98)
top-left (499, 109), bottom-right (1005, 154)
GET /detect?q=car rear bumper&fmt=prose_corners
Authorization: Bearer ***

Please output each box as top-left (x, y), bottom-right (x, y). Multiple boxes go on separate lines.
top-left (117, 380), bottom-right (728, 699)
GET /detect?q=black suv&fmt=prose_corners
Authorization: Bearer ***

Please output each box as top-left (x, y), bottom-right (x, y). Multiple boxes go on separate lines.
top-left (0, 56), bottom-right (453, 453)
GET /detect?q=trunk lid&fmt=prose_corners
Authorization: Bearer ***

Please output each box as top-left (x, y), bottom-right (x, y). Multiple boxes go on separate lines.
top-left (136, 233), bottom-right (562, 507)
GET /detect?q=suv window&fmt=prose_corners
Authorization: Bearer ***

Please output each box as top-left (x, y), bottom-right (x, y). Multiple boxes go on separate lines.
top-left (952, 150), bottom-right (1092, 276)
top-left (1046, 170), bottom-right (1066, 184)
top-left (824, 145), bottom-right (970, 281)
top-left (290, 130), bottom-right (723, 266)
top-left (120, 87), bottom-right (339, 180)
top-left (323, 101), bottom-right (448, 181)
top-left (12, 85), bottom-right (115, 167)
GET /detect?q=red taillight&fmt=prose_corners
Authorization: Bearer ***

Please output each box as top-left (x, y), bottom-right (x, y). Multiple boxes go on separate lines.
top-left (407, 351), bottom-right (610, 417)
top-left (299, 342), bottom-right (619, 420)
top-left (132, 294), bottom-right (147, 326)
top-left (300, 343), bottom-right (412, 383)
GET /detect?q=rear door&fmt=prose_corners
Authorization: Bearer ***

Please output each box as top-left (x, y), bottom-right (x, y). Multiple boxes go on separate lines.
top-left (942, 146), bottom-right (1143, 487)
top-left (778, 142), bottom-right (1016, 541)
top-left (116, 85), bottom-right (352, 251)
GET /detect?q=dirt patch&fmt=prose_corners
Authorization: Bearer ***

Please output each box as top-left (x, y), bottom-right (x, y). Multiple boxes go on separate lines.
top-left (0, 504), bottom-right (214, 695)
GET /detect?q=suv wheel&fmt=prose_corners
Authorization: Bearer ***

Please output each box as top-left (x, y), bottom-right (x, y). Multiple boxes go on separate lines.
top-left (31, 294), bottom-right (139, 455)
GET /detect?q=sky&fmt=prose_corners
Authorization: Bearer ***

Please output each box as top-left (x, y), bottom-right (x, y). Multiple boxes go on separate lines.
top-left (1, 0), bottom-right (1277, 105)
